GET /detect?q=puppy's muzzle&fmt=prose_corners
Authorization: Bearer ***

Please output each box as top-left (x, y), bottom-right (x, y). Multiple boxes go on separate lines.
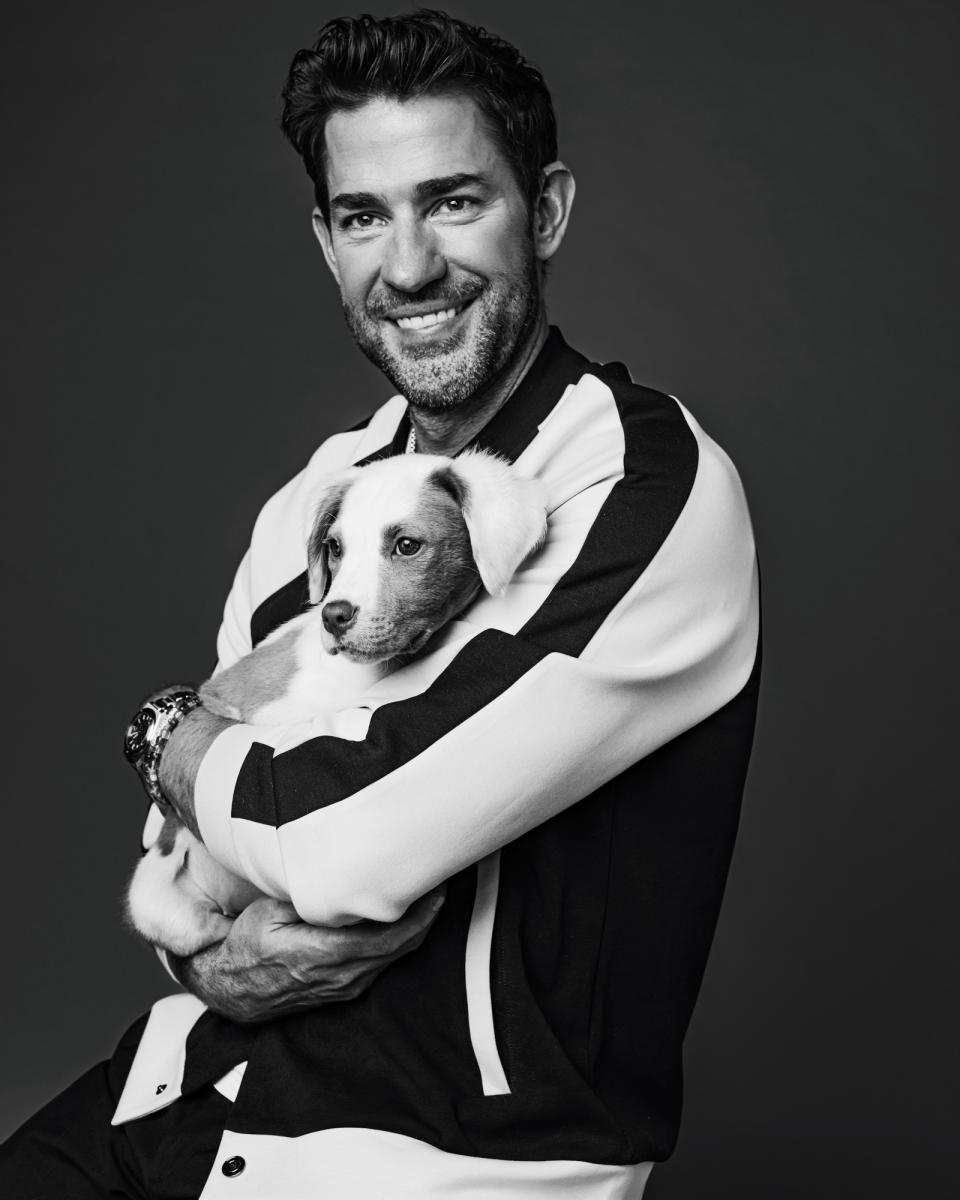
top-left (322, 599), bottom-right (358, 635)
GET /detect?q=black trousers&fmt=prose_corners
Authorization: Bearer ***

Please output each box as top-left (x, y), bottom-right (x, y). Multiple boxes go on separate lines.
top-left (0, 1015), bottom-right (231, 1200)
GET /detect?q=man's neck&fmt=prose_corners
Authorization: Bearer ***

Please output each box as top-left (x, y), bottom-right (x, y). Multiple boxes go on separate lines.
top-left (408, 314), bottom-right (549, 457)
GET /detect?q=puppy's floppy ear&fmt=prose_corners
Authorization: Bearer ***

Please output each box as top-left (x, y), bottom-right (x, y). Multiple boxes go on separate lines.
top-left (433, 450), bottom-right (548, 595)
top-left (306, 473), bottom-right (356, 604)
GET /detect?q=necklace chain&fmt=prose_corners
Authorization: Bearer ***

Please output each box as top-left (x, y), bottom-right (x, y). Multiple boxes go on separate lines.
top-left (406, 424), bottom-right (416, 455)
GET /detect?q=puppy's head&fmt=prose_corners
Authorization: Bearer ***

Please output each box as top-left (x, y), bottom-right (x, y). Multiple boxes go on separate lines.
top-left (305, 451), bottom-right (546, 663)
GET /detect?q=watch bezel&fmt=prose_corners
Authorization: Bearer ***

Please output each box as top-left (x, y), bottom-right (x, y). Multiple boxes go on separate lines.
top-left (124, 705), bottom-right (158, 762)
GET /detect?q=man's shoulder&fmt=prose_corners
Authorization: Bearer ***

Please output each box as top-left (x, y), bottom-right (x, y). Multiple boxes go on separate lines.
top-left (540, 333), bottom-right (700, 456)
top-left (535, 345), bottom-right (751, 564)
top-left (563, 347), bottom-right (745, 489)
top-left (566, 353), bottom-right (696, 442)
top-left (525, 347), bottom-right (697, 485)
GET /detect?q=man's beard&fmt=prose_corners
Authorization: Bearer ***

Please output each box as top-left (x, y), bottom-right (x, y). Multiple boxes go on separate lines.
top-left (342, 249), bottom-right (540, 409)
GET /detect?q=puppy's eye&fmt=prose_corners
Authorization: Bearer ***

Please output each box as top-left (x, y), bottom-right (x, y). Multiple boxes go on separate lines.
top-left (394, 537), bottom-right (422, 557)
top-left (324, 537), bottom-right (342, 558)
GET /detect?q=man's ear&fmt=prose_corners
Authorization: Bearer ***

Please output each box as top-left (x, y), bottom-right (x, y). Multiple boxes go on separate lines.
top-left (306, 475), bottom-right (355, 603)
top-left (533, 163), bottom-right (576, 264)
top-left (435, 451), bottom-right (548, 595)
top-left (312, 207), bottom-right (342, 287)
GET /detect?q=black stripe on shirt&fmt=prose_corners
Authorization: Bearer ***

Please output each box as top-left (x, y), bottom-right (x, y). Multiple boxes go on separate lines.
top-left (522, 366), bottom-right (698, 656)
top-left (233, 630), bottom-right (549, 825)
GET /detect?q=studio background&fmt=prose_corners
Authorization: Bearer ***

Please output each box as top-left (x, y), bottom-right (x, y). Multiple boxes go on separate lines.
top-left (2, 1), bottom-right (957, 1195)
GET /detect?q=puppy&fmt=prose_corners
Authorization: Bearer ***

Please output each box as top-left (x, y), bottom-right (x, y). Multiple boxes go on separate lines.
top-left (126, 449), bottom-right (547, 956)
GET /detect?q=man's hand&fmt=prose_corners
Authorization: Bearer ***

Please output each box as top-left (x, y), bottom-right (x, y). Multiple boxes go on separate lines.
top-left (169, 890), bottom-right (446, 1023)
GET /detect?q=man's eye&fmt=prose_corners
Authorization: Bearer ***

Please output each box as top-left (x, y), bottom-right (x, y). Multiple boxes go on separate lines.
top-left (325, 537), bottom-right (342, 558)
top-left (434, 197), bottom-right (475, 216)
top-left (394, 537), bottom-right (422, 557)
top-left (341, 213), bottom-right (384, 231)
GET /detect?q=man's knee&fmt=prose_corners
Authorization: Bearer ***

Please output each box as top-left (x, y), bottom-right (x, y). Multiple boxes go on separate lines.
top-left (0, 1056), bottom-right (142, 1199)
top-left (1, 1009), bottom-right (235, 1200)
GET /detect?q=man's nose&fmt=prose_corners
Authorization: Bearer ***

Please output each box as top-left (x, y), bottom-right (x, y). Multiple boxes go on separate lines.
top-left (381, 220), bottom-right (445, 292)
top-left (322, 600), bottom-right (358, 634)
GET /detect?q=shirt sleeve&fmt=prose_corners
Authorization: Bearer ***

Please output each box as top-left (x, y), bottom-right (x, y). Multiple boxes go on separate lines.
top-left (192, 398), bottom-right (761, 927)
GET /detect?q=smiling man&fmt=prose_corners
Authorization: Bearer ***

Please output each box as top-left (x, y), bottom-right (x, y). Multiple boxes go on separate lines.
top-left (321, 95), bottom-right (549, 415)
top-left (314, 91), bottom-right (569, 451)
top-left (1, 11), bottom-right (760, 1199)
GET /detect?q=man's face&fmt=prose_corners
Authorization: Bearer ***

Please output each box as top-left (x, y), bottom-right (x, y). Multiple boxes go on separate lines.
top-left (316, 94), bottom-right (541, 408)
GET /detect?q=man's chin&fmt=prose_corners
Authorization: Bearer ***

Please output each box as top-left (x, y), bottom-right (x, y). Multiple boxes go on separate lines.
top-left (350, 304), bottom-right (493, 408)
top-left (374, 331), bottom-right (479, 409)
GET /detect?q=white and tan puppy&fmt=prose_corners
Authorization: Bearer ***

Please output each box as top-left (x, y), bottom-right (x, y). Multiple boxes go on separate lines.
top-left (126, 450), bottom-right (547, 956)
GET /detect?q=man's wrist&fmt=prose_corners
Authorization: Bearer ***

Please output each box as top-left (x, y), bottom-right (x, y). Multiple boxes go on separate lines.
top-left (123, 687), bottom-right (201, 811)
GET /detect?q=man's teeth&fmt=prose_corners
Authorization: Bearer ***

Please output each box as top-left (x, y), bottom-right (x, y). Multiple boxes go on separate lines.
top-left (395, 306), bottom-right (460, 330)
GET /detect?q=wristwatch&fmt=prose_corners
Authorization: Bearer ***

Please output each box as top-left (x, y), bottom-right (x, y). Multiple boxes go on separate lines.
top-left (124, 689), bottom-right (201, 809)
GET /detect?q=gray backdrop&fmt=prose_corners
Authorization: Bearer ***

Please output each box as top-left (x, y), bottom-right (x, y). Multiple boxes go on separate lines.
top-left (2, 1), bottom-right (957, 1195)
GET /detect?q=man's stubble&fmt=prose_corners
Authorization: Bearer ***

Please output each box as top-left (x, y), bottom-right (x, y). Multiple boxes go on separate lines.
top-left (342, 245), bottom-right (541, 410)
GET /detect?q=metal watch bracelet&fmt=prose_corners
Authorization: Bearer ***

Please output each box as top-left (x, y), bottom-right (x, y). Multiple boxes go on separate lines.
top-left (125, 689), bottom-right (201, 810)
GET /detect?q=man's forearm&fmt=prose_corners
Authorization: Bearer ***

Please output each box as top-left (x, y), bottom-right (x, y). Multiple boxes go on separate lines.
top-left (164, 894), bottom-right (446, 1023)
top-left (159, 707), bottom-right (234, 839)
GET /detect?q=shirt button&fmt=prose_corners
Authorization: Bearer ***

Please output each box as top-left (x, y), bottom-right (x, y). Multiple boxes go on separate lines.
top-left (222, 1155), bottom-right (246, 1177)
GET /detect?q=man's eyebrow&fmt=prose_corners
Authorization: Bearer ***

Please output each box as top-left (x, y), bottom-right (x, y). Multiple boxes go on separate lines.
top-left (330, 174), bottom-right (488, 215)
top-left (413, 173), bottom-right (487, 200)
top-left (330, 190), bottom-right (385, 213)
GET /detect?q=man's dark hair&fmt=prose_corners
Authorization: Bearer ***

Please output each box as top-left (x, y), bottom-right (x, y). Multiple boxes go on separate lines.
top-left (280, 9), bottom-right (558, 221)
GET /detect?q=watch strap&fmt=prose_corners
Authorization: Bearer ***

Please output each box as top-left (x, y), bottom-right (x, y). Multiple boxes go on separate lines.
top-left (126, 689), bottom-right (201, 809)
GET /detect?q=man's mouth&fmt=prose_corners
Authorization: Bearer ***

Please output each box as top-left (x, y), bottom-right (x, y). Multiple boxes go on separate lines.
top-left (380, 295), bottom-right (478, 333)
top-left (393, 305), bottom-right (462, 331)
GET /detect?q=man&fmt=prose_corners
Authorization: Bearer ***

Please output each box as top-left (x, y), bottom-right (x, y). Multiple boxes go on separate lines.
top-left (1, 11), bottom-right (760, 1198)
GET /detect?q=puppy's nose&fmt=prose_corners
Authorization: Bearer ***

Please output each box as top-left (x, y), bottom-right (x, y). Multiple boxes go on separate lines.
top-left (322, 600), bottom-right (358, 634)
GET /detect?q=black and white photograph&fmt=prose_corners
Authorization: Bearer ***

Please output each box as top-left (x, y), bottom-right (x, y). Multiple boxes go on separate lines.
top-left (1, 2), bottom-right (956, 1196)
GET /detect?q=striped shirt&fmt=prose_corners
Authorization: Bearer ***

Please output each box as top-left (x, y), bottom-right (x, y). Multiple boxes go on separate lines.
top-left (117, 328), bottom-right (760, 1199)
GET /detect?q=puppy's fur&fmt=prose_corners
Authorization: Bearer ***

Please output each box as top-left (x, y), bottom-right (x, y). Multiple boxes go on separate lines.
top-left (126, 450), bottom-right (547, 956)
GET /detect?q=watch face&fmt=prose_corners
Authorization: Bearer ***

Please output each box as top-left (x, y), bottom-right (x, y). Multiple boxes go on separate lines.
top-left (124, 708), bottom-right (154, 761)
